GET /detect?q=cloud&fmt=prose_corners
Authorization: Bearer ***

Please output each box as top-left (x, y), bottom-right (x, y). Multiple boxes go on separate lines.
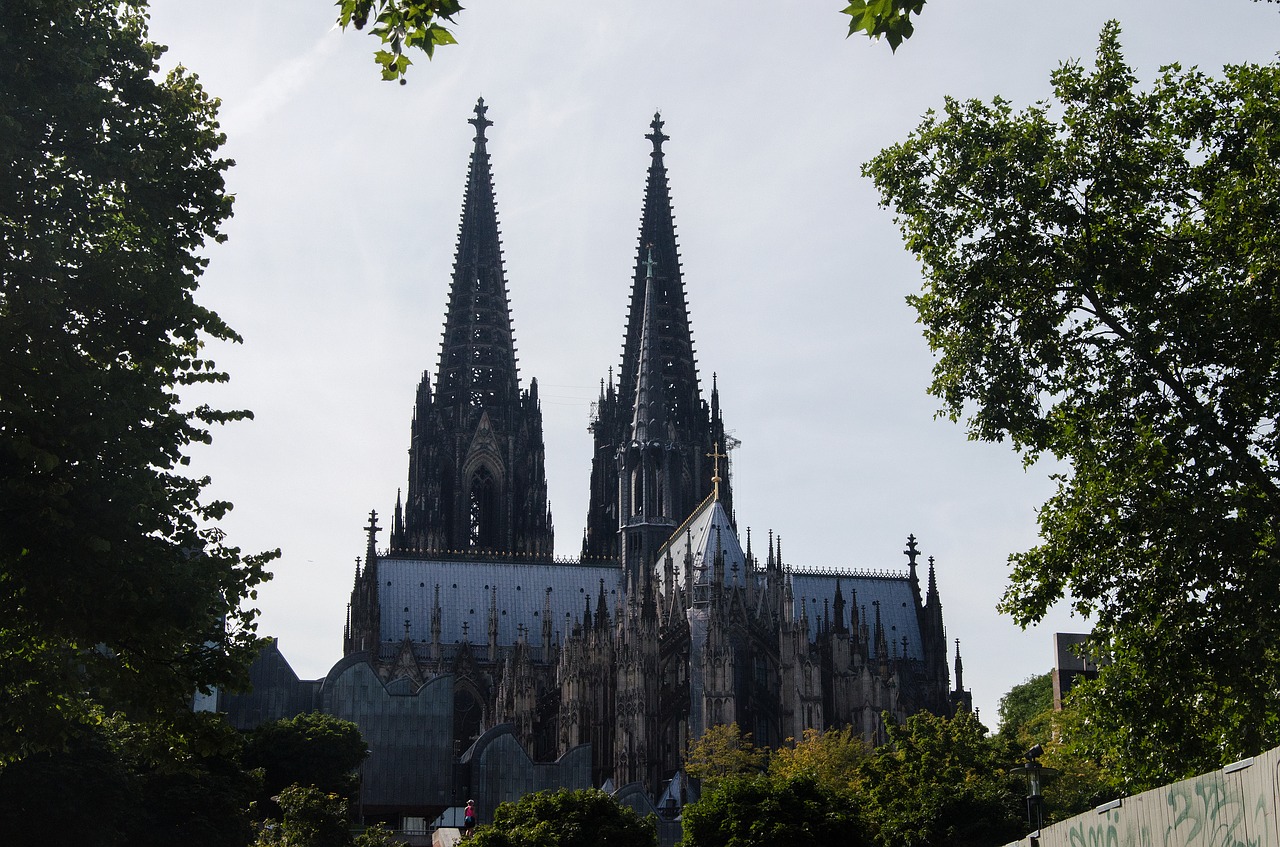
top-left (221, 30), bottom-right (342, 137)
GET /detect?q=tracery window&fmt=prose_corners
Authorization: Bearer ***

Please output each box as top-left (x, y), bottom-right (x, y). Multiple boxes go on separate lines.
top-left (469, 466), bottom-right (497, 549)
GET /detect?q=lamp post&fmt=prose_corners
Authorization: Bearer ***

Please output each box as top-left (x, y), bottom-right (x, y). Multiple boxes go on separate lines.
top-left (1010, 744), bottom-right (1058, 833)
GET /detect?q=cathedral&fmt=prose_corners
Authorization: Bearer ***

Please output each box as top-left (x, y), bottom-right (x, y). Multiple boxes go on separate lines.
top-left (224, 100), bottom-right (969, 830)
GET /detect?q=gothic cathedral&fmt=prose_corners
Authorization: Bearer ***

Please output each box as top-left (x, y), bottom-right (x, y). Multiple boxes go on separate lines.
top-left (225, 100), bottom-right (970, 827)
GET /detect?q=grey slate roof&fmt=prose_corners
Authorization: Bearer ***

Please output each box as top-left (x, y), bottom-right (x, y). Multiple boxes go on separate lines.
top-left (377, 557), bottom-right (623, 646)
top-left (790, 571), bottom-right (924, 661)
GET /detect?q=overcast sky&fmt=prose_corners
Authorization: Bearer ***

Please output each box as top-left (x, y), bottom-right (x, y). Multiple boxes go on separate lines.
top-left (146, 0), bottom-right (1279, 726)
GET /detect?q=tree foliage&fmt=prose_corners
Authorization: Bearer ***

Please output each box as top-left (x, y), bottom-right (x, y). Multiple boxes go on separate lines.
top-left (0, 0), bottom-right (276, 761)
top-left (334, 2), bottom-right (935, 83)
top-left (243, 713), bottom-right (369, 812)
top-left (768, 726), bottom-right (869, 797)
top-left (865, 22), bottom-right (1280, 787)
top-left (683, 714), bottom-right (1022, 847)
top-left (995, 673), bottom-right (1052, 741)
top-left (841, 1), bottom-right (926, 51)
top-left (255, 785), bottom-right (353, 847)
top-left (0, 713), bottom-right (260, 847)
top-left (856, 711), bottom-right (1023, 847)
top-left (469, 788), bottom-right (657, 847)
top-left (681, 772), bottom-right (871, 847)
top-left (684, 723), bottom-right (769, 786)
top-left (335, 0), bottom-right (460, 83)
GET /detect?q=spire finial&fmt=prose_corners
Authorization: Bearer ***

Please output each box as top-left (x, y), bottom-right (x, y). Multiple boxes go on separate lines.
top-left (646, 111), bottom-right (668, 154)
top-left (707, 442), bottom-right (726, 501)
top-left (469, 97), bottom-right (493, 141)
top-left (643, 244), bottom-right (657, 279)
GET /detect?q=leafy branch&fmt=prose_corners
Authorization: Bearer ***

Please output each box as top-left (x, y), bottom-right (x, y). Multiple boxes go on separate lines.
top-left (841, 0), bottom-right (926, 51)
top-left (335, 0), bottom-right (461, 84)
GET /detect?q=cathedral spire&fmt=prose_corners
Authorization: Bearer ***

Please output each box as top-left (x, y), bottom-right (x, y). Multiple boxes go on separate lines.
top-left (582, 113), bottom-right (732, 559)
top-left (402, 102), bottom-right (553, 557)
top-left (630, 247), bottom-right (666, 444)
top-left (435, 97), bottom-right (519, 411)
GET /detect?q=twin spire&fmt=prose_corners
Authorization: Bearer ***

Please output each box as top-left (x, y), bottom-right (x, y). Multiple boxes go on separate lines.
top-left (434, 97), bottom-right (519, 412)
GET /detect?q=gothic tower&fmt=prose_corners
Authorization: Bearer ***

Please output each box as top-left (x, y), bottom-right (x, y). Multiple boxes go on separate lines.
top-left (583, 114), bottom-right (732, 561)
top-left (392, 99), bottom-right (554, 557)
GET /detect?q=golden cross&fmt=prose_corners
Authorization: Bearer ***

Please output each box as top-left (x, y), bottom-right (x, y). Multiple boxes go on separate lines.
top-left (706, 442), bottom-right (727, 501)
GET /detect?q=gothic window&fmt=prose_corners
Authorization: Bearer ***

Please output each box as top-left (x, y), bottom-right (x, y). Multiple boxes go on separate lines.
top-left (469, 466), bottom-right (498, 549)
top-left (631, 471), bottom-right (642, 515)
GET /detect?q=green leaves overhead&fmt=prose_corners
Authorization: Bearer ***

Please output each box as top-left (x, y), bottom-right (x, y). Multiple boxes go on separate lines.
top-left (842, 0), bottom-right (926, 51)
top-left (336, 0), bottom-right (462, 84)
top-left (865, 22), bottom-right (1280, 785)
top-left (334, 1), bottom-right (931, 82)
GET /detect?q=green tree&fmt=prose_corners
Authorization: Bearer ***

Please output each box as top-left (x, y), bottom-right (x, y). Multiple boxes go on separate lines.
top-left (469, 788), bottom-right (657, 847)
top-left (768, 726), bottom-right (869, 796)
top-left (865, 22), bottom-right (1280, 788)
top-left (0, 713), bottom-right (259, 847)
top-left (996, 673), bottom-right (1052, 742)
top-left (255, 785), bottom-right (352, 847)
top-left (243, 713), bottom-right (369, 811)
top-left (989, 676), bottom-right (1119, 824)
top-left (684, 723), bottom-right (769, 786)
top-left (0, 0), bottom-right (275, 763)
top-left (856, 711), bottom-right (1023, 847)
top-left (681, 772), bottom-right (871, 847)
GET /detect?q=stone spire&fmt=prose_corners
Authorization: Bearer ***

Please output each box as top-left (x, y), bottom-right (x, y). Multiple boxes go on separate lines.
top-left (400, 100), bottom-right (553, 557)
top-left (583, 113), bottom-right (732, 559)
top-left (434, 97), bottom-right (519, 412)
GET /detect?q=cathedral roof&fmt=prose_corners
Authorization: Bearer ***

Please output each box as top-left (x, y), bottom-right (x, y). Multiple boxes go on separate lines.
top-left (377, 556), bottom-right (621, 647)
top-left (790, 571), bottom-right (924, 660)
top-left (657, 494), bottom-right (745, 595)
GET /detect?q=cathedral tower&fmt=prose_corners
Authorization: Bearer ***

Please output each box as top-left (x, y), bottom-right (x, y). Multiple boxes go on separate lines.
top-left (392, 100), bottom-right (554, 557)
top-left (583, 114), bottom-right (732, 561)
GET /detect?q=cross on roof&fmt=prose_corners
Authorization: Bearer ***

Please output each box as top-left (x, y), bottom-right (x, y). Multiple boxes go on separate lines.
top-left (706, 442), bottom-right (726, 501)
top-left (469, 98), bottom-right (493, 141)
top-left (646, 112), bottom-right (668, 154)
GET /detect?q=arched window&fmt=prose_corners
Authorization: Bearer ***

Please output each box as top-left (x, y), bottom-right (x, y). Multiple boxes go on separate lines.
top-left (469, 466), bottom-right (497, 549)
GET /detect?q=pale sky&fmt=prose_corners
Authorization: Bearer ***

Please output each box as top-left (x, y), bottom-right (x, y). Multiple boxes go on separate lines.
top-left (146, 0), bottom-right (1280, 727)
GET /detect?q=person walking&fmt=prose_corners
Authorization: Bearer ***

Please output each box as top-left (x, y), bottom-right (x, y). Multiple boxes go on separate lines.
top-left (463, 799), bottom-right (477, 838)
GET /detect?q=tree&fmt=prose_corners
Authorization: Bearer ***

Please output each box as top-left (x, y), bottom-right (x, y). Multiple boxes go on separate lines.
top-left (681, 772), bottom-right (871, 847)
top-left (243, 713), bottom-right (369, 812)
top-left (768, 726), bottom-right (869, 797)
top-left (469, 788), bottom-right (657, 847)
top-left (990, 676), bottom-right (1119, 824)
top-left (255, 785), bottom-right (353, 847)
top-left (995, 673), bottom-right (1052, 742)
top-left (683, 723), bottom-right (769, 786)
top-left (0, 713), bottom-right (260, 847)
top-left (0, 0), bottom-right (275, 762)
top-left (865, 22), bottom-right (1280, 788)
top-left (856, 711), bottom-right (1023, 847)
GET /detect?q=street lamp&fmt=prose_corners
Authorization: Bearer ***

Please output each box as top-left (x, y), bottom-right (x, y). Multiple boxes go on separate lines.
top-left (1010, 744), bottom-right (1058, 833)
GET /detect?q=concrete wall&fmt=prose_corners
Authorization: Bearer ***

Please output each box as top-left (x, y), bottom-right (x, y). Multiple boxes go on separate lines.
top-left (1005, 746), bottom-right (1280, 847)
